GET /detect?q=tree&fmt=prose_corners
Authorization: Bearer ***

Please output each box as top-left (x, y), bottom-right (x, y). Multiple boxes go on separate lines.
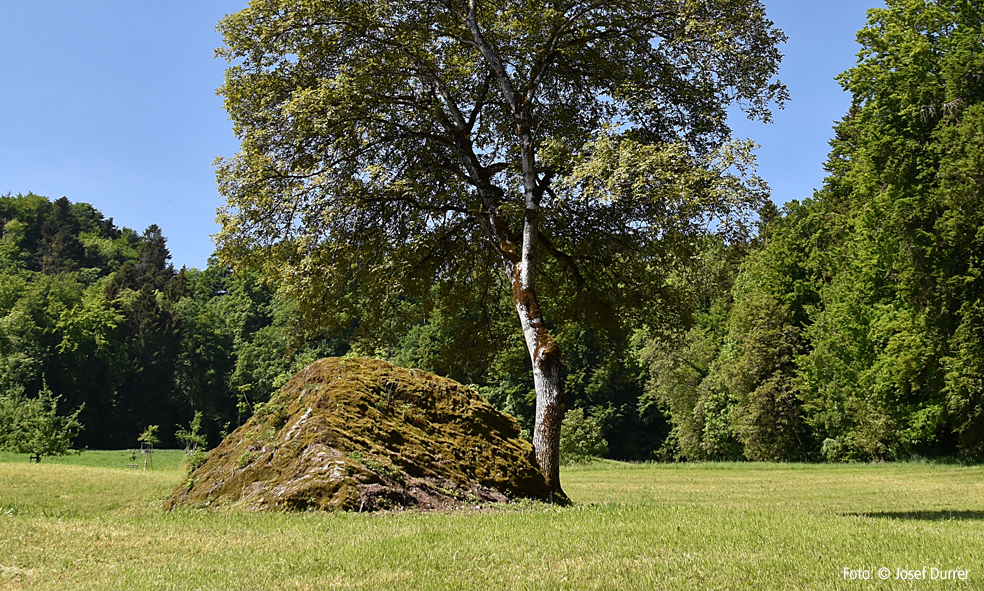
top-left (37, 197), bottom-right (85, 275)
top-left (644, 0), bottom-right (984, 463)
top-left (791, 0), bottom-right (984, 460)
top-left (721, 283), bottom-right (806, 461)
top-left (175, 411), bottom-right (206, 451)
top-left (138, 424), bottom-right (160, 447)
top-left (214, 0), bottom-right (786, 493)
top-left (0, 381), bottom-right (84, 462)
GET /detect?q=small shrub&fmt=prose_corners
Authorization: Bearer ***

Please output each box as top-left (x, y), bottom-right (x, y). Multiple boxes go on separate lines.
top-left (184, 448), bottom-right (207, 474)
top-left (236, 450), bottom-right (257, 469)
top-left (821, 438), bottom-right (844, 462)
top-left (559, 407), bottom-right (609, 465)
top-left (175, 412), bottom-right (206, 451)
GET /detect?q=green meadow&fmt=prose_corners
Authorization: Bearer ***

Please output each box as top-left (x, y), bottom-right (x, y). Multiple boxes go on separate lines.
top-left (1, 452), bottom-right (981, 590)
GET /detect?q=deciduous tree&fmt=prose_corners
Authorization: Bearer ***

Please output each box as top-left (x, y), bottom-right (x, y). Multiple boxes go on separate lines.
top-left (214, 0), bottom-right (786, 493)
top-left (0, 381), bottom-right (83, 462)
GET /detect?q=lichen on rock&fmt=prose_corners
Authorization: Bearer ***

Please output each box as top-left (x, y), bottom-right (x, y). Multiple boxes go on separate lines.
top-left (165, 357), bottom-right (552, 511)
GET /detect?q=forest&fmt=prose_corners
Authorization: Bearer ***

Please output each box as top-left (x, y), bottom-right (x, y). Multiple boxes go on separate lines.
top-left (0, 191), bottom-right (650, 456)
top-left (1, 0), bottom-right (982, 465)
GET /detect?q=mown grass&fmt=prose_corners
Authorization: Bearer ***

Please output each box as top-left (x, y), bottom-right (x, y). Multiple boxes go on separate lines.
top-left (0, 449), bottom-right (187, 473)
top-left (1, 453), bottom-right (981, 590)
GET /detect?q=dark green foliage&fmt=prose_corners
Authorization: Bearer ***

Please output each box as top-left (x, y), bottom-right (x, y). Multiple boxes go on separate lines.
top-left (0, 194), bottom-right (323, 450)
top-left (640, 239), bottom-right (749, 461)
top-left (38, 197), bottom-right (86, 274)
top-left (722, 284), bottom-right (807, 461)
top-left (0, 193), bottom-right (132, 278)
top-left (381, 281), bottom-right (660, 460)
top-left (933, 103), bottom-right (984, 457)
top-left (794, 0), bottom-right (984, 460)
top-left (642, 298), bottom-right (743, 461)
top-left (8, 193), bottom-right (613, 457)
top-left (172, 268), bottom-right (239, 433)
top-left (559, 407), bottom-right (609, 465)
top-left (0, 193), bottom-right (52, 271)
top-left (647, 0), bottom-right (984, 462)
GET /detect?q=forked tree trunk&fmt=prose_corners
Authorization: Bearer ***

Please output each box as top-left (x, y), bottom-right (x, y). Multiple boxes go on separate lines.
top-left (465, 2), bottom-right (567, 498)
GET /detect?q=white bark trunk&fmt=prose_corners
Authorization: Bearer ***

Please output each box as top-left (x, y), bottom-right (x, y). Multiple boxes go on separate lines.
top-left (465, 11), bottom-right (566, 494)
top-left (506, 248), bottom-right (565, 497)
top-left (520, 300), bottom-right (564, 495)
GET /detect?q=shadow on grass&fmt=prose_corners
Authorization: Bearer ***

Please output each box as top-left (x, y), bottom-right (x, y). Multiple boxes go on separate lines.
top-left (846, 511), bottom-right (984, 521)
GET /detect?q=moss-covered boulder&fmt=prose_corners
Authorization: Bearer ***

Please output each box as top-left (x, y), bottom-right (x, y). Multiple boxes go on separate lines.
top-left (165, 357), bottom-right (552, 511)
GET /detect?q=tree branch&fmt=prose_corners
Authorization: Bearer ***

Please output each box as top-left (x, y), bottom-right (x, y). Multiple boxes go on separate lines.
top-left (467, 74), bottom-right (492, 132)
top-left (537, 229), bottom-right (586, 290)
top-left (465, 0), bottom-right (521, 112)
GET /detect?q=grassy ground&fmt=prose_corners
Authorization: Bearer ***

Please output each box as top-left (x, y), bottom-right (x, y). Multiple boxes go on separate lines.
top-left (0, 450), bottom-right (187, 472)
top-left (0, 453), bottom-right (981, 590)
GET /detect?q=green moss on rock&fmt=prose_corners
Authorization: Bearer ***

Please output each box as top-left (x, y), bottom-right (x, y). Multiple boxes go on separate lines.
top-left (165, 358), bottom-right (552, 511)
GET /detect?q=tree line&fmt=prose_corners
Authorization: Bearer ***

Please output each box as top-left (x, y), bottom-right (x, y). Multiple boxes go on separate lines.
top-left (0, 192), bottom-right (659, 458)
top-left (0, 193), bottom-right (348, 450)
top-left (3, 0), bottom-right (982, 464)
top-left (645, 0), bottom-right (984, 462)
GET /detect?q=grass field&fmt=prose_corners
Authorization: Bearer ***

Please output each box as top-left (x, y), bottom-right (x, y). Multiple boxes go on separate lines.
top-left (1, 452), bottom-right (981, 590)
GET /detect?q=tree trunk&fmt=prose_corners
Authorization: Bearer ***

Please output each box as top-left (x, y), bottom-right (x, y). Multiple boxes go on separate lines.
top-left (464, 6), bottom-right (567, 497)
top-left (485, 202), bottom-right (566, 497)
top-left (490, 202), bottom-right (567, 498)
top-left (511, 268), bottom-right (566, 498)
top-left (516, 115), bottom-right (568, 499)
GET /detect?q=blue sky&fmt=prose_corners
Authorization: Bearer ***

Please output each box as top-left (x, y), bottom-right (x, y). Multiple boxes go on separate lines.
top-left (1, 1), bottom-right (878, 269)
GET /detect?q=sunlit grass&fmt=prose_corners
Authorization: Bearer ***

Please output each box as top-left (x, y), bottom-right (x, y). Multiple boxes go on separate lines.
top-left (0, 449), bottom-right (187, 472)
top-left (1, 454), bottom-right (982, 590)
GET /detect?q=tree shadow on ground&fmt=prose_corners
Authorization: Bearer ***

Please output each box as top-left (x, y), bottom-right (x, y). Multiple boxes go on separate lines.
top-left (844, 511), bottom-right (984, 521)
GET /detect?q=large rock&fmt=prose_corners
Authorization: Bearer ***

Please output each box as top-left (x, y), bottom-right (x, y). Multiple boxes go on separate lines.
top-left (165, 357), bottom-right (552, 511)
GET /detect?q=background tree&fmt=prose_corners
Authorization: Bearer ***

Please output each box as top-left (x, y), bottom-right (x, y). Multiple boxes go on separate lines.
top-left (640, 244), bottom-right (744, 461)
top-left (37, 197), bottom-right (85, 275)
top-left (646, 0), bottom-right (984, 462)
top-left (794, 0), bottom-right (984, 460)
top-left (1, 193), bottom-right (355, 451)
top-left (214, 0), bottom-right (786, 492)
top-left (0, 381), bottom-right (83, 462)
